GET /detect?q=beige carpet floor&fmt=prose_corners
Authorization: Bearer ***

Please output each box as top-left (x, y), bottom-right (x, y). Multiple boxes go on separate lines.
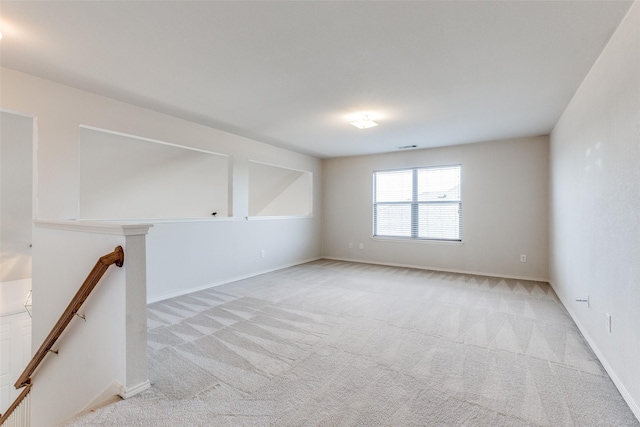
top-left (66, 260), bottom-right (638, 426)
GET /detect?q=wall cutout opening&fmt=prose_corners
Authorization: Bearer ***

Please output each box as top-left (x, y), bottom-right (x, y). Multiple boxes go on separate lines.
top-left (248, 161), bottom-right (312, 217)
top-left (79, 127), bottom-right (229, 220)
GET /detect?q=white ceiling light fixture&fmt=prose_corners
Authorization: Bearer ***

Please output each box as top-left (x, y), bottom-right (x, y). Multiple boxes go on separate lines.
top-left (349, 114), bottom-right (378, 130)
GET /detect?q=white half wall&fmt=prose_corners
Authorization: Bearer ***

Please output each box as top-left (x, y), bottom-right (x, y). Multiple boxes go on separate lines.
top-left (323, 136), bottom-right (549, 280)
top-left (0, 67), bottom-right (323, 305)
top-left (146, 217), bottom-right (320, 303)
top-left (550, 1), bottom-right (640, 419)
top-left (30, 221), bottom-right (150, 427)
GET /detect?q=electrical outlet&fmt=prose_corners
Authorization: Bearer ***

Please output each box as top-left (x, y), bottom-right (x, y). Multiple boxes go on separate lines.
top-left (606, 313), bottom-right (611, 333)
top-left (348, 242), bottom-right (353, 249)
top-left (260, 249), bottom-right (265, 258)
top-left (359, 243), bottom-right (364, 249)
top-left (520, 254), bottom-right (527, 262)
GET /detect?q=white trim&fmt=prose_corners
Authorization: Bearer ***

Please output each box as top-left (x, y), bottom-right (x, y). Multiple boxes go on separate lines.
top-left (147, 257), bottom-right (321, 304)
top-left (549, 281), bottom-right (640, 422)
top-left (247, 159), bottom-right (310, 174)
top-left (373, 163), bottom-right (463, 174)
top-left (322, 256), bottom-right (549, 282)
top-left (0, 108), bottom-right (35, 118)
top-left (76, 217), bottom-right (234, 224)
top-left (246, 215), bottom-right (314, 221)
top-left (79, 125), bottom-right (228, 158)
top-left (34, 219), bottom-right (152, 236)
top-left (371, 236), bottom-right (464, 246)
top-left (119, 380), bottom-right (151, 399)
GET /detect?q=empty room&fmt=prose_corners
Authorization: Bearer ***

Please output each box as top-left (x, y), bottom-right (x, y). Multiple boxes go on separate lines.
top-left (0, 1), bottom-right (638, 426)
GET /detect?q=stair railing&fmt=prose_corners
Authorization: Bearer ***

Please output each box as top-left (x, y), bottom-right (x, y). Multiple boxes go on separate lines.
top-left (0, 246), bottom-right (124, 426)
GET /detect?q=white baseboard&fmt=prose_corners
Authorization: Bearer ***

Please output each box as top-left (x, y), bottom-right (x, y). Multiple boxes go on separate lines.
top-left (548, 281), bottom-right (640, 422)
top-left (147, 257), bottom-right (322, 304)
top-left (119, 380), bottom-right (151, 399)
top-left (321, 256), bottom-right (549, 283)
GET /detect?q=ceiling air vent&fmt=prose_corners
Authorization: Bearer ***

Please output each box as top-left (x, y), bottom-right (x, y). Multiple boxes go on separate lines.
top-left (397, 145), bottom-right (418, 150)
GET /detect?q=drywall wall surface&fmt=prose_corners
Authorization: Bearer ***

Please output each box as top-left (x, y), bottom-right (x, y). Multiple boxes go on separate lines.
top-left (550, 2), bottom-right (640, 419)
top-left (30, 221), bottom-right (150, 426)
top-left (0, 68), bottom-right (321, 221)
top-left (146, 217), bottom-right (320, 302)
top-left (0, 67), bottom-right (322, 293)
top-left (0, 67), bottom-right (322, 420)
top-left (257, 172), bottom-right (312, 217)
top-left (248, 161), bottom-right (312, 217)
top-left (323, 136), bottom-right (549, 280)
top-left (0, 112), bottom-right (33, 282)
top-left (30, 226), bottom-right (127, 427)
top-left (0, 279), bottom-right (31, 316)
top-left (79, 127), bottom-right (229, 219)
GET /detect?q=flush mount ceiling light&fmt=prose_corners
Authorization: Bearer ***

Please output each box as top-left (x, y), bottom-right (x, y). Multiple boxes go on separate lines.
top-left (349, 115), bottom-right (378, 129)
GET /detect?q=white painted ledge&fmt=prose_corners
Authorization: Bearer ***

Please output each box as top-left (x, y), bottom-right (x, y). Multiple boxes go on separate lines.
top-left (75, 217), bottom-right (234, 224)
top-left (246, 215), bottom-right (314, 221)
top-left (34, 220), bottom-right (152, 236)
top-left (371, 236), bottom-right (464, 246)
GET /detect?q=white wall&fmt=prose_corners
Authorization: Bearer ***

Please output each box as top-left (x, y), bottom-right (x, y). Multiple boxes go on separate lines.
top-left (549, 1), bottom-right (640, 419)
top-left (0, 111), bottom-right (33, 282)
top-left (30, 221), bottom-right (150, 427)
top-left (79, 127), bottom-right (229, 219)
top-left (0, 68), bottom-right (321, 222)
top-left (257, 172), bottom-right (312, 217)
top-left (0, 67), bottom-right (322, 293)
top-left (323, 136), bottom-right (549, 280)
top-left (146, 217), bottom-right (319, 302)
top-left (248, 161), bottom-right (313, 217)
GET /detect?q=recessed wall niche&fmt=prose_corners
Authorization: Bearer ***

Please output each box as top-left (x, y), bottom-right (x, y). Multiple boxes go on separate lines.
top-left (79, 127), bottom-right (228, 220)
top-left (248, 161), bottom-right (312, 217)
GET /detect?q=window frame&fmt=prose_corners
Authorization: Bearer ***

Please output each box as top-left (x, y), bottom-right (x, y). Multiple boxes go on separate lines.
top-left (372, 164), bottom-right (462, 242)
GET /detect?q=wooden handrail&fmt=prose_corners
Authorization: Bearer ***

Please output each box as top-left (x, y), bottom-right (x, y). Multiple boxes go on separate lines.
top-left (0, 384), bottom-right (31, 424)
top-left (14, 246), bottom-right (124, 389)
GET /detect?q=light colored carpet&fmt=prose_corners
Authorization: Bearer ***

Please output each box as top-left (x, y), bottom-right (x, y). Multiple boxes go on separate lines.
top-left (65, 260), bottom-right (638, 426)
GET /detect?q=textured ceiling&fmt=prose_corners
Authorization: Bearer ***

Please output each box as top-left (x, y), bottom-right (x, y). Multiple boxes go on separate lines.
top-left (0, 1), bottom-right (633, 158)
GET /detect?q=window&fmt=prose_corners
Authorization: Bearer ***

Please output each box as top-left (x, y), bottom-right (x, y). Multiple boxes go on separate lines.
top-left (373, 165), bottom-right (461, 241)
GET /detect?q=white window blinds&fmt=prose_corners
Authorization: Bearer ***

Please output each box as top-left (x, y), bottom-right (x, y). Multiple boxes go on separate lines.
top-left (373, 165), bottom-right (461, 241)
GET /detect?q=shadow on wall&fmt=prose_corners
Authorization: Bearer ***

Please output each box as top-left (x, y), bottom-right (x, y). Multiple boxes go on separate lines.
top-left (249, 161), bottom-right (313, 217)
